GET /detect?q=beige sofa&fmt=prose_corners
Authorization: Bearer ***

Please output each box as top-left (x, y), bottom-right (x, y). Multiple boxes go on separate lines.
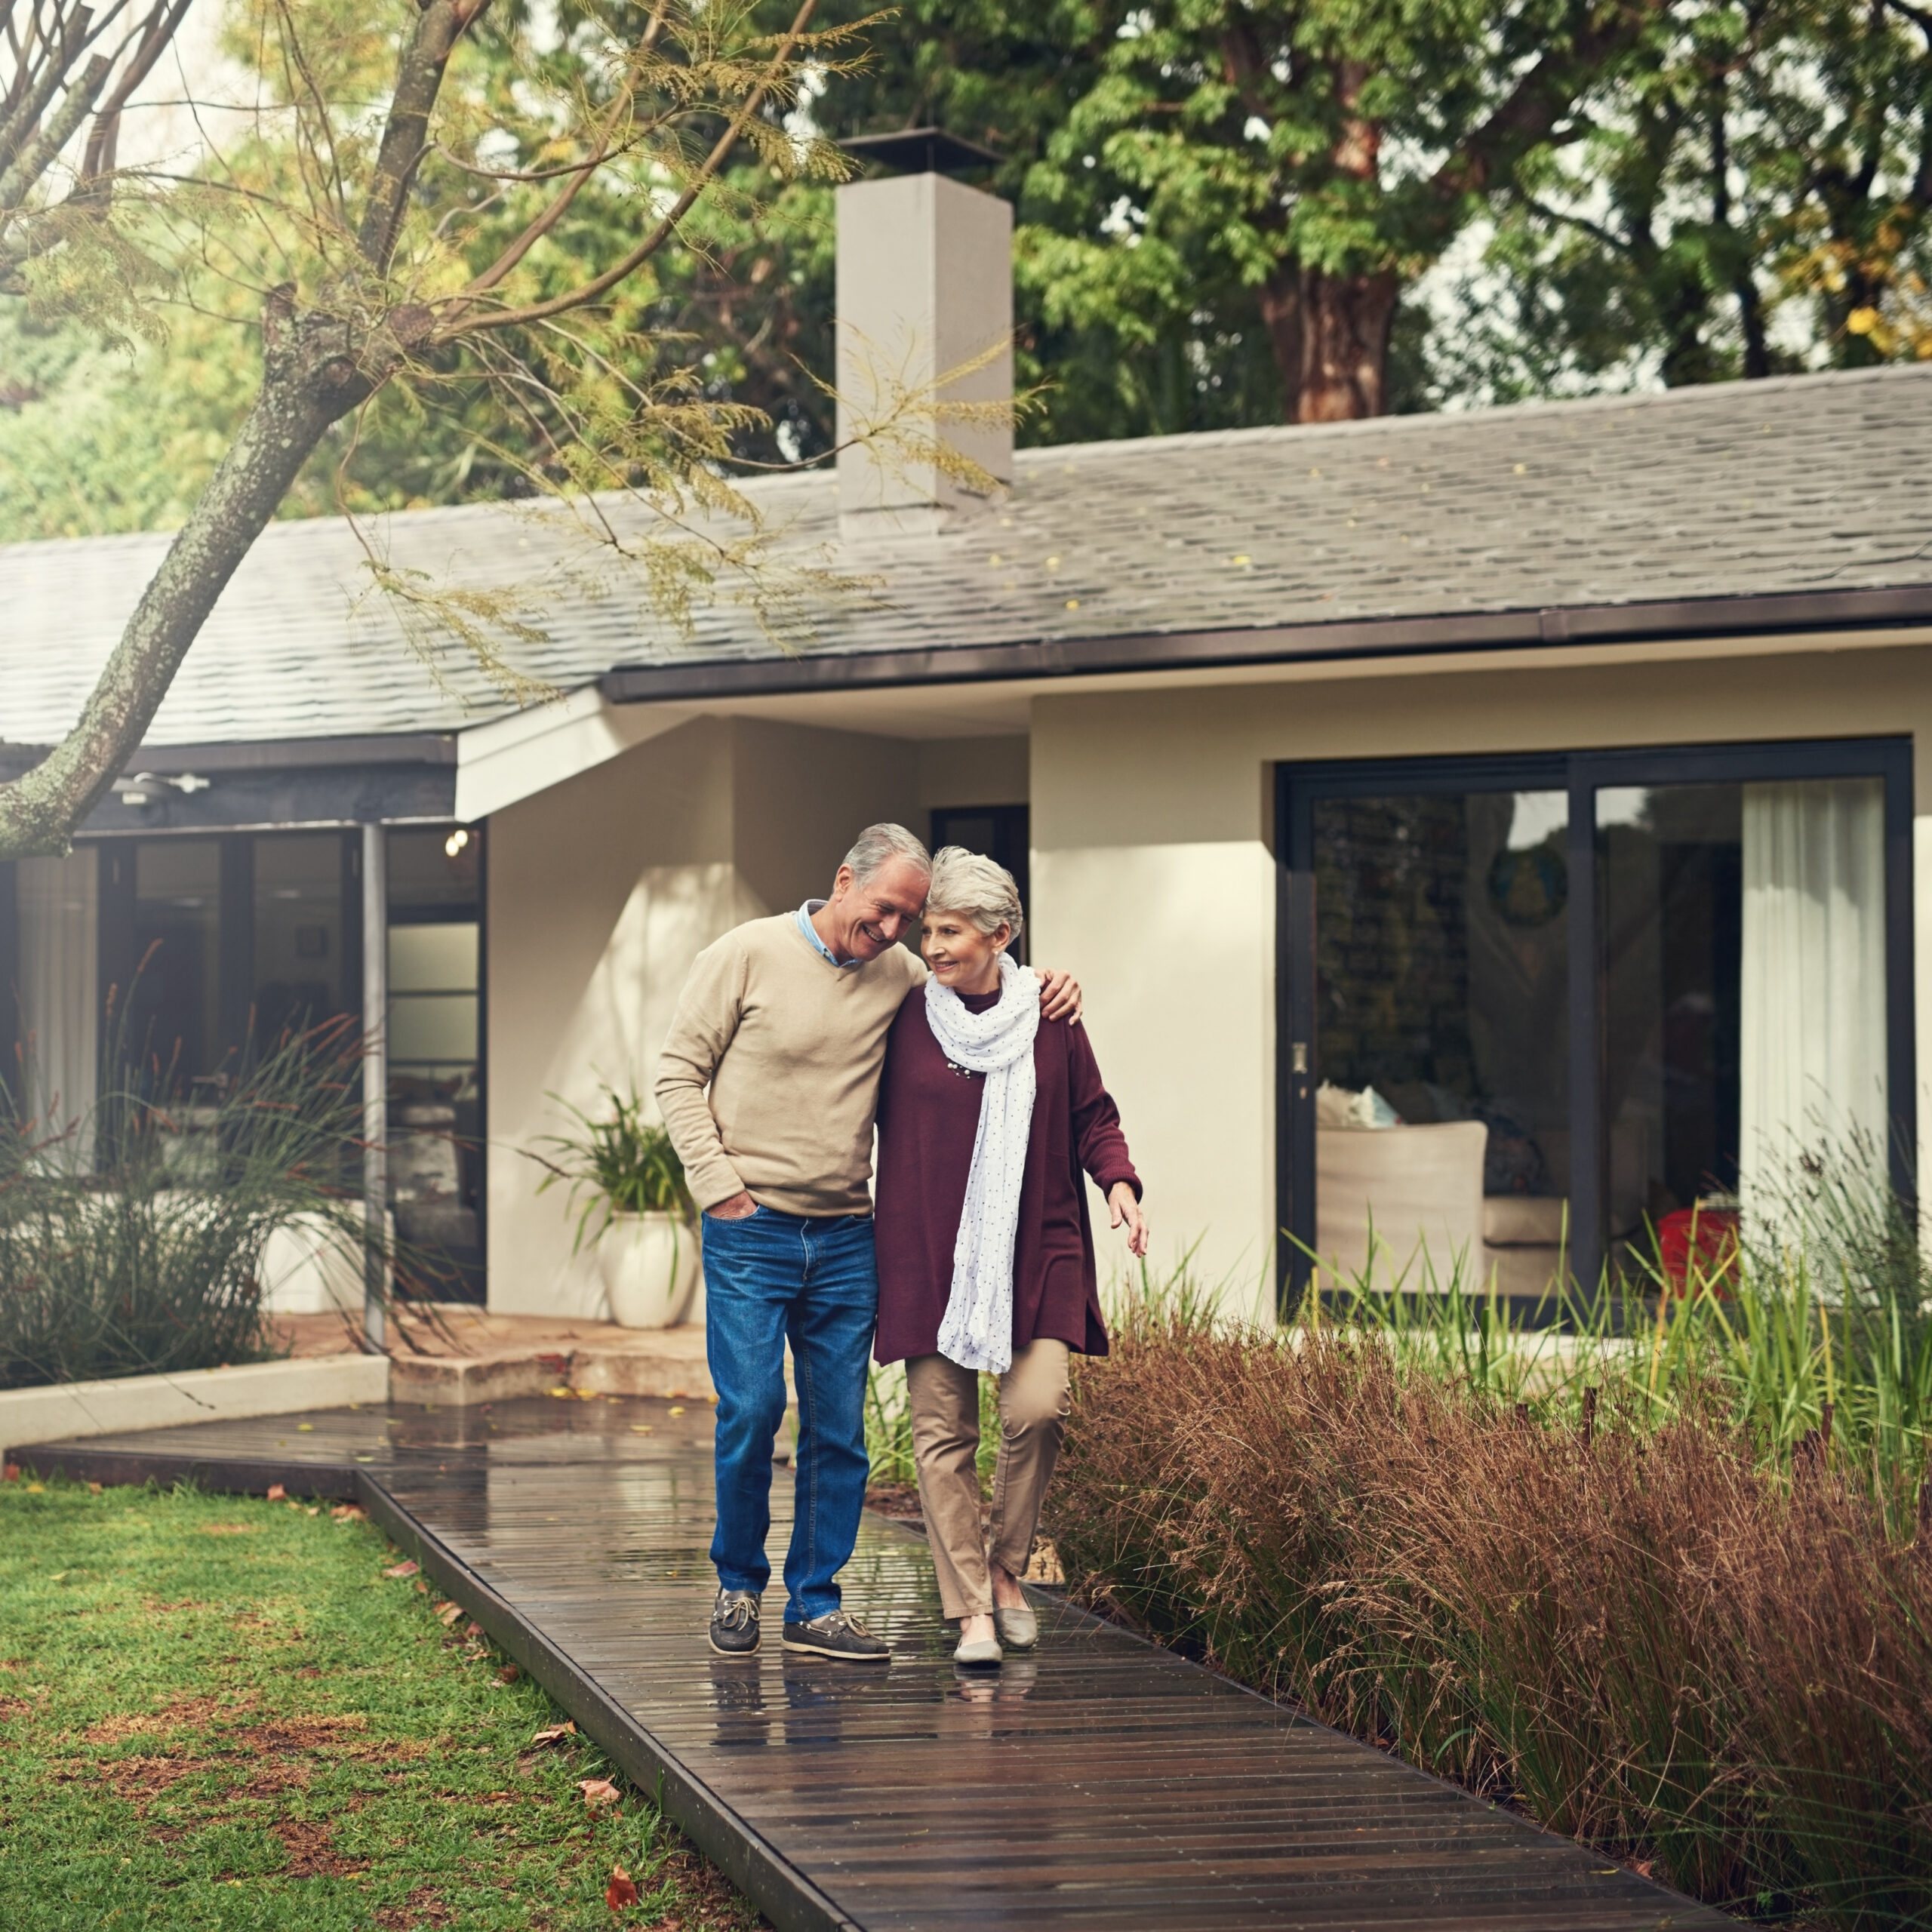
top-left (1315, 1122), bottom-right (1490, 1293)
top-left (1315, 1120), bottom-right (1607, 1299)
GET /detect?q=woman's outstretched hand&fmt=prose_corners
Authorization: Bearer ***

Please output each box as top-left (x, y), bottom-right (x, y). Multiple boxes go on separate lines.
top-left (1109, 1182), bottom-right (1149, 1257)
top-left (1032, 968), bottom-right (1083, 1023)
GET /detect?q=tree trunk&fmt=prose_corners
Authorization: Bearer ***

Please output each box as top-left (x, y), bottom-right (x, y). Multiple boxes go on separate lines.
top-left (1293, 266), bottom-right (1399, 421)
top-left (0, 289), bottom-right (372, 857)
top-left (1258, 263), bottom-right (1303, 421)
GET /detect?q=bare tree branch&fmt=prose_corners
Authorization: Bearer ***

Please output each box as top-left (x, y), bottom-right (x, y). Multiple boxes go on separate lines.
top-left (445, 0), bottom-right (821, 337)
top-left (0, 285), bottom-right (373, 853)
top-left (357, 0), bottom-right (493, 269)
top-left (0, 0), bottom-right (860, 857)
top-left (79, 0), bottom-right (194, 183)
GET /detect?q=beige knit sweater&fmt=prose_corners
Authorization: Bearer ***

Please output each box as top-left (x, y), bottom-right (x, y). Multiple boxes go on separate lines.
top-left (654, 912), bottom-right (925, 1217)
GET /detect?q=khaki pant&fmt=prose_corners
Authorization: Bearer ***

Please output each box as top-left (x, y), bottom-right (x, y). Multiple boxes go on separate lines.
top-left (906, 1339), bottom-right (1072, 1620)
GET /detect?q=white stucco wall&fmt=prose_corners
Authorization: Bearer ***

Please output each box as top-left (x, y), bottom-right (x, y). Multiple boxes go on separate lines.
top-left (1029, 638), bottom-right (1932, 1321)
top-left (485, 716), bottom-right (919, 1316)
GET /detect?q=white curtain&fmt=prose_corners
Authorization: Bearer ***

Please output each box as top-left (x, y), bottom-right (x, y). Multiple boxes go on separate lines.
top-left (1739, 778), bottom-right (1887, 1215)
top-left (17, 851), bottom-right (98, 1156)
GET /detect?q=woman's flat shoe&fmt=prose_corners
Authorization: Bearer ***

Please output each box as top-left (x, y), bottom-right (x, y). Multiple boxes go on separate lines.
top-left (953, 1634), bottom-right (1003, 1667)
top-left (992, 1606), bottom-right (1038, 1651)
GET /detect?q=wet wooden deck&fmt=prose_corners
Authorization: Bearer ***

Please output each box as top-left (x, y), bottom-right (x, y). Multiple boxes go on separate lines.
top-left (11, 1397), bottom-right (1731, 1931)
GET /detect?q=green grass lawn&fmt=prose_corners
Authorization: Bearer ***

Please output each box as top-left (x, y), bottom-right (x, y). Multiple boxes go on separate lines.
top-left (0, 1471), bottom-right (764, 1931)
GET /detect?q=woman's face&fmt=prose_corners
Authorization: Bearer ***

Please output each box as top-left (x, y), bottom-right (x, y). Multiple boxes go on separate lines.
top-left (920, 906), bottom-right (1011, 995)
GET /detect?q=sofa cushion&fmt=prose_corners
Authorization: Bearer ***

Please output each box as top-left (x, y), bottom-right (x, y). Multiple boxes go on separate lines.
top-left (1482, 1195), bottom-right (1569, 1247)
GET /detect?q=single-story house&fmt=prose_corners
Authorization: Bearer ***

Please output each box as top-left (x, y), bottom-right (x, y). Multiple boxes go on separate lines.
top-left (5, 154), bottom-right (1930, 1321)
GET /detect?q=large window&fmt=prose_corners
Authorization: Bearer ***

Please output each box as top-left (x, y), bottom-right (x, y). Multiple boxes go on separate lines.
top-left (83, 824), bottom-right (487, 1300)
top-left (253, 834), bottom-right (348, 1044)
top-left (1278, 741), bottom-right (1913, 1308)
top-left (126, 839), bottom-right (225, 1089)
top-left (100, 834), bottom-right (357, 1086)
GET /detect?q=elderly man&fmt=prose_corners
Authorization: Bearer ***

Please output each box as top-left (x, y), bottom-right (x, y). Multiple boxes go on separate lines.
top-left (655, 823), bottom-right (1078, 1662)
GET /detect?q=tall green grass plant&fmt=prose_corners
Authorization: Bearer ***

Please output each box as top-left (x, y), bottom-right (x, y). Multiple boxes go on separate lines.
top-left (0, 1017), bottom-right (391, 1389)
top-left (1292, 1143), bottom-right (1932, 1525)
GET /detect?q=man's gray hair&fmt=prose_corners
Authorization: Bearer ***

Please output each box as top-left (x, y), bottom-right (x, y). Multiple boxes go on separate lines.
top-left (841, 822), bottom-right (931, 888)
top-left (926, 846), bottom-right (1025, 945)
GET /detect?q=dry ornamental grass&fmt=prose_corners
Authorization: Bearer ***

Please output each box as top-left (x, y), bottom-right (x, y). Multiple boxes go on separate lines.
top-left (1048, 1312), bottom-right (1932, 1928)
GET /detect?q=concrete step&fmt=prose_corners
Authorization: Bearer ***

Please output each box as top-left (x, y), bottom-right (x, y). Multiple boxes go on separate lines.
top-left (387, 1318), bottom-right (715, 1406)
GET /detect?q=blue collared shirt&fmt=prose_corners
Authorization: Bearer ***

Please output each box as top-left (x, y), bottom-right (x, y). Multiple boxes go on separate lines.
top-left (796, 900), bottom-right (863, 970)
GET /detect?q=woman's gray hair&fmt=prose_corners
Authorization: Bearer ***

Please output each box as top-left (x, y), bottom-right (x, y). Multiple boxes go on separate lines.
top-left (841, 823), bottom-right (931, 887)
top-left (926, 846), bottom-right (1025, 945)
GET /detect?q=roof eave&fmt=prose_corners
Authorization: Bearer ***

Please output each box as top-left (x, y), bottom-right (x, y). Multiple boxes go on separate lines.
top-left (598, 581), bottom-right (1932, 706)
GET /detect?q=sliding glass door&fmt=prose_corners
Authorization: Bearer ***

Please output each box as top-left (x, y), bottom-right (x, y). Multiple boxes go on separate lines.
top-left (1278, 740), bottom-right (1914, 1309)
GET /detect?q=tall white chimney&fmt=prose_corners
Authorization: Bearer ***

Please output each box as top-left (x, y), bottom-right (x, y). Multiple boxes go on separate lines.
top-left (835, 140), bottom-right (1013, 537)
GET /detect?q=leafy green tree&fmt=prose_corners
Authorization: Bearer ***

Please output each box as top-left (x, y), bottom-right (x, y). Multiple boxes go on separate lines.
top-left (1420, 0), bottom-right (1932, 403)
top-left (8, 0), bottom-right (1929, 567)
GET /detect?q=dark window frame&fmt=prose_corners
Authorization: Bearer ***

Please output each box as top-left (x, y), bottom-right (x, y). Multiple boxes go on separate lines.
top-left (1275, 736), bottom-right (1915, 1315)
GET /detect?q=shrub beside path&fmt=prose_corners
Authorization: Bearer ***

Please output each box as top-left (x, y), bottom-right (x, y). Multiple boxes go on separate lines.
top-left (1049, 1315), bottom-right (1932, 1930)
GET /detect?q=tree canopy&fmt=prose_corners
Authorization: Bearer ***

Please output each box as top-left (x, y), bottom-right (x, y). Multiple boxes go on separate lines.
top-left (13, 0), bottom-right (1926, 522)
top-left (2, 0), bottom-right (1930, 855)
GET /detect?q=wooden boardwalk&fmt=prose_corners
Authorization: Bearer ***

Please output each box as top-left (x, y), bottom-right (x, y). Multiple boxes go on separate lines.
top-left (12, 1395), bottom-right (1732, 1932)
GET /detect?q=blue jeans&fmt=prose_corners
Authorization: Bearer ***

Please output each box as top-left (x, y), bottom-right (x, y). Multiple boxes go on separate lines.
top-left (702, 1206), bottom-right (877, 1624)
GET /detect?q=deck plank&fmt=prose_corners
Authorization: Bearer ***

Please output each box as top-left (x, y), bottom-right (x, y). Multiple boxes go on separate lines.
top-left (10, 1396), bottom-right (1735, 1932)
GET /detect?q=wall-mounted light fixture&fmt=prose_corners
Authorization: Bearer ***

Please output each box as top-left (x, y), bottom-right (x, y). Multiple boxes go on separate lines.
top-left (444, 827), bottom-right (470, 859)
top-left (112, 771), bottom-right (213, 809)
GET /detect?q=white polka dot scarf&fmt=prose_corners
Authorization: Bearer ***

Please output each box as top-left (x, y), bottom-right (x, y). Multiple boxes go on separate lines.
top-left (924, 952), bottom-right (1041, 1374)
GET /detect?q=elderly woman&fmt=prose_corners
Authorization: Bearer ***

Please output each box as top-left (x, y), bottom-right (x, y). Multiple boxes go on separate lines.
top-left (873, 848), bottom-right (1148, 1666)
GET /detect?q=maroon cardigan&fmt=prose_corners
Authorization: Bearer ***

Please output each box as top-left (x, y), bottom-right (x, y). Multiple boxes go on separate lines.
top-left (872, 989), bottom-right (1140, 1365)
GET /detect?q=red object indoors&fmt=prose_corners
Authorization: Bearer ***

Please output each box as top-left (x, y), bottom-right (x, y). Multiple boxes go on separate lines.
top-left (1657, 1206), bottom-right (1741, 1296)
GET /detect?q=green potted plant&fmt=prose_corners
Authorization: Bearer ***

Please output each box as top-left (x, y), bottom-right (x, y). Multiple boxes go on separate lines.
top-left (533, 1086), bottom-right (700, 1329)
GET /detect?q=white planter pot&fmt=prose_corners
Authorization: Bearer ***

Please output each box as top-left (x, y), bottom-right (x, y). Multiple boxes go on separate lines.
top-left (598, 1212), bottom-right (701, 1328)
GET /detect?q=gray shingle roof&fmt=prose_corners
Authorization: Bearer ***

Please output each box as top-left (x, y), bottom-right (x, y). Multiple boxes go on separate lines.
top-left (6, 361), bottom-right (1931, 751)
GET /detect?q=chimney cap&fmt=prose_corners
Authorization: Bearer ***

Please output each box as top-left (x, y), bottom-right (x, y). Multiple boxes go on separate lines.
top-left (837, 127), bottom-right (1003, 178)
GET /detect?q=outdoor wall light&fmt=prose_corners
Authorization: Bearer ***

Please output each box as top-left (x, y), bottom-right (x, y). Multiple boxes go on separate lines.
top-left (111, 771), bottom-right (213, 808)
top-left (444, 828), bottom-right (470, 858)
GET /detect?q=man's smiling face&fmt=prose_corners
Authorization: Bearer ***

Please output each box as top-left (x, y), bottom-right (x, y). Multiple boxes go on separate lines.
top-left (819, 856), bottom-right (931, 962)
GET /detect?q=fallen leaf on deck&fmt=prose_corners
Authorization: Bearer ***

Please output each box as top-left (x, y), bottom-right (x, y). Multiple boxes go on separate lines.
top-left (297, 1424), bottom-right (315, 1432)
top-left (547, 1387), bottom-right (573, 1398)
top-left (382, 1560), bottom-right (420, 1580)
top-left (667, 1407), bottom-right (685, 1417)
top-left (577, 1777), bottom-right (621, 1810)
top-left (629, 1426), bottom-right (653, 1435)
top-left (266, 1484), bottom-right (287, 1502)
top-left (434, 1601), bottom-right (464, 1626)
top-left (529, 1721), bottom-right (576, 1747)
top-left (606, 1864), bottom-right (640, 1909)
